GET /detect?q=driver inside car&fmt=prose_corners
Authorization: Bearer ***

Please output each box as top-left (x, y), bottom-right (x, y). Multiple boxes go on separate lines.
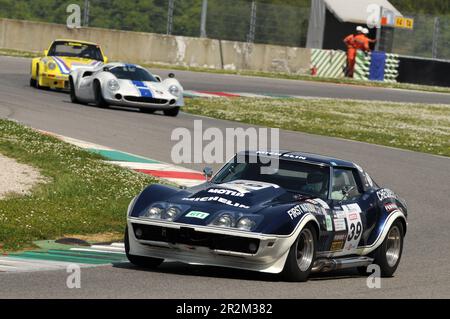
top-left (301, 172), bottom-right (328, 197)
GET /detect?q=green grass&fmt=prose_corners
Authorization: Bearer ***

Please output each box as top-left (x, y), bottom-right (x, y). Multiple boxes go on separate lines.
top-left (1, 47), bottom-right (449, 94)
top-left (0, 48), bottom-right (40, 58)
top-left (184, 98), bottom-right (450, 157)
top-left (0, 120), bottom-right (157, 251)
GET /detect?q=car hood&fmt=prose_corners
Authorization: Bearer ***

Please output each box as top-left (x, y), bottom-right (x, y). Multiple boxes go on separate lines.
top-left (48, 56), bottom-right (103, 74)
top-left (160, 180), bottom-right (299, 225)
top-left (119, 80), bottom-right (176, 99)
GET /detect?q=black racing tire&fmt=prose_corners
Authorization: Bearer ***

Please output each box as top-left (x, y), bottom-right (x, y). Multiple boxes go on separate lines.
top-left (371, 219), bottom-right (404, 277)
top-left (124, 227), bottom-right (164, 269)
top-left (282, 224), bottom-right (317, 282)
top-left (69, 77), bottom-right (79, 104)
top-left (163, 107), bottom-right (180, 117)
top-left (140, 108), bottom-right (155, 114)
top-left (93, 80), bottom-right (108, 108)
top-left (30, 77), bottom-right (37, 88)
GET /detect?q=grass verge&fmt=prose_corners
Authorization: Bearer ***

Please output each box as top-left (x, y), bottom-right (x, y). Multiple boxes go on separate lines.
top-left (184, 98), bottom-right (450, 157)
top-left (0, 120), bottom-right (156, 251)
top-left (1, 47), bottom-right (449, 95)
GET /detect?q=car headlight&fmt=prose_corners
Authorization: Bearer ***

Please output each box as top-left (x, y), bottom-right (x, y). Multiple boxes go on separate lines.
top-left (169, 85), bottom-right (181, 97)
top-left (164, 206), bottom-right (181, 221)
top-left (47, 62), bottom-right (57, 70)
top-left (144, 206), bottom-right (164, 219)
top-left (107, 79), bottom-right (120, 91)
top-left (236, 217), bottom-right (256, 231)
top-left (213, 214), bottom-right (233, 228)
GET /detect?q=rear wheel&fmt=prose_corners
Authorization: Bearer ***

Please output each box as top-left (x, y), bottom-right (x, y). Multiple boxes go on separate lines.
top-left (93, 81), bottom-right (108, 108)
top-left (29, 78), bottom-right (37, 87)
top-left (124, 227), bottom-right (164, 269)
top-left (372, 220), bottom-right (404, 277)
top-left (282, 224), bottom-right (317, 282)
top-left (163, 107), bottom-right (180, 117)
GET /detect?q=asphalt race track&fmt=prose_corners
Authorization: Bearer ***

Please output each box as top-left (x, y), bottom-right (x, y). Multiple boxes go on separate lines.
top-left (0, 56), bottom-right (449, 298)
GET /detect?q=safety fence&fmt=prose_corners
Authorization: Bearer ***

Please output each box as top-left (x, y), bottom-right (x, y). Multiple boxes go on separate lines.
top-left (312, 49), bottom-right (400, 83)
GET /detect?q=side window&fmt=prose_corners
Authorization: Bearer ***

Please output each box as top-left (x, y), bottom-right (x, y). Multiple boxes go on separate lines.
top-left (331, 168), bottom-right (362, 201)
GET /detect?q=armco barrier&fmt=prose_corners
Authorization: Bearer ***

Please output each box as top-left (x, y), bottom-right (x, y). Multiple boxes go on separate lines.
top-left (0, 18), bottom-right (311, 74)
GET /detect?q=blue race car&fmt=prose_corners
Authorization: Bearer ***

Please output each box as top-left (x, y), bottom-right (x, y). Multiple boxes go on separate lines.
top-left (125, 151), bottom-right (407, 282)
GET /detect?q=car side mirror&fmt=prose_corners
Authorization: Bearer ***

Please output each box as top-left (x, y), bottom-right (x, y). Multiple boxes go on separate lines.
top-left (154, 75), bottom-right (162, 82)
top-left (43, 50), bottom-right (48, 56)
top-left (103, 56), bottom-right (108, 63)
top-left (168, 73), bottom-right (175, 78)
top-left (203, 167), bottom-right (213, 180)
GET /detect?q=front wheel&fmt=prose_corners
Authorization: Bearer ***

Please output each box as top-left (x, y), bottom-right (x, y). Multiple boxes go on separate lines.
top-left (93, 81), bottom-right (108, 108)
top-left (124, 227), bottom-right (164, 269)
top-left (282, 224), bottom-right (317, 282)
top-left (69, 77), bottom-right (79, 103)
top-left (163, 107), bottom-right (180, 117)
top-left (371, 220), bottom-right (404, 277)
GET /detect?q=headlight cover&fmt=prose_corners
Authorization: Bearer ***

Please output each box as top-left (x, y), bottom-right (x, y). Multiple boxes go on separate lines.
top-left (236, 217), bottom-right (256, 231)
top-left (210, 213), bottom-right (261, 232)
top-left (169, 85), bottom-right (181, 97)
top-left (139, 203), bottom-right (185, 221)
top-left (107, 79), bottom-right (120, 91)
top-left (47, 62), bottom-right (57, 71)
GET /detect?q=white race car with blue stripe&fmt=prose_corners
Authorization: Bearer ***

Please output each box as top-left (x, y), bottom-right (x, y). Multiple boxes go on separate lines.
top-left (69, 63), bottom-right (184, 116)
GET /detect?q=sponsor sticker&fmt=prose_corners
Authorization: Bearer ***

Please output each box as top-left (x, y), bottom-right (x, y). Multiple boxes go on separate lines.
top-left (325, 215), bottom-right (333, 231)
top-left (333, 218), bottom-right (347, 231)
top-left (287, 205), bottom-right (303, 220)
top-left (208, 188), bottom-right (245, 197)
top-left (330, 233), bottom-right (347, 251)
top-left (376, 189), bottom-right (397, 202)
top-left (384, 203), bottom-right (398, 213)
top-left (185, 211), bottom-right (210, 219)
top-left (182, 196), bottom-right (250, 209)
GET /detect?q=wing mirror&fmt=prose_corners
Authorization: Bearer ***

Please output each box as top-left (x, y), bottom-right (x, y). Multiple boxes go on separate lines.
top-left (43, 50), bottom-right (48, 56)
top-left (103, 56), bottom-right (108, 63)
top-left (154, 75), bottom-right (162, 82)
top-left (203, 167), bottom-right (213, 181)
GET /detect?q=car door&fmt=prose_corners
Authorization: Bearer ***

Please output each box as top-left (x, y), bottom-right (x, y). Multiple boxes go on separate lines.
top-left (328, 167), bottom-right (367, 256)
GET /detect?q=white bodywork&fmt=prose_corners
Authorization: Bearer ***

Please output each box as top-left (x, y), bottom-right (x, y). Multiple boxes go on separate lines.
top-left (70, 63), bottom-right (184, 110)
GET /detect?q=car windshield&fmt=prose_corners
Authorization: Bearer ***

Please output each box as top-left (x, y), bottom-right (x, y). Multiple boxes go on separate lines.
top-left (48, 42), bottom-right (104, 61)
top-left (109, 65), bottom-right (158, 82)
top-left (212, 155), bottom-right (330, 199)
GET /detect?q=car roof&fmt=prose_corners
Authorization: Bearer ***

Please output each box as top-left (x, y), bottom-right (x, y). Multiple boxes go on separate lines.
top-left (53, 39), bottom-right (100, 46)
top-left (241, 150), bottom-right (358, 169)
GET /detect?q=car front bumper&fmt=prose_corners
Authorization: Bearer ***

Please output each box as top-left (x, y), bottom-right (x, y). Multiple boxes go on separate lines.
top-left (126, 217), bottom-right (291, 273)
top-left (40, 73), bottom-right (69, 89)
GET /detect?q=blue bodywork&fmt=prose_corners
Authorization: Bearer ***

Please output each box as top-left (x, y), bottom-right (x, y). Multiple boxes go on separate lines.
top-left (129, 151), bottom-right (408, 254)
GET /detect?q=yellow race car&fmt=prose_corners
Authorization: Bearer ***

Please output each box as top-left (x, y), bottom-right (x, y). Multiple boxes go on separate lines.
top-left (30, 39), bottom-right (108, 90)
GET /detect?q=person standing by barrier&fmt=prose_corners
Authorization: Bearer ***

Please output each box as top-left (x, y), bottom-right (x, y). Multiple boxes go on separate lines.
top-left (343, 26), bottom-right (363, 77)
